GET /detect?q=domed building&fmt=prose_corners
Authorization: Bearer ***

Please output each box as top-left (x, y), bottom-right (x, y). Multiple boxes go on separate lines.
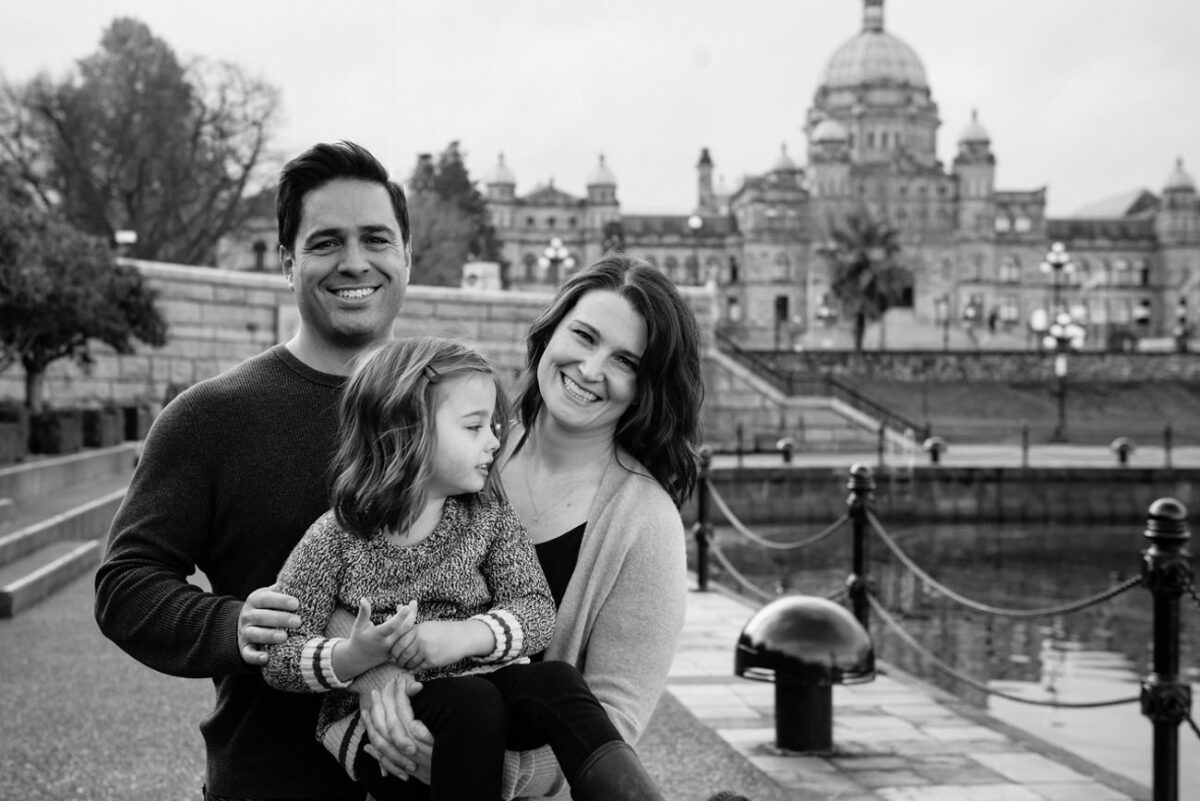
top-left (483, 0), bottom-right (1198, 349)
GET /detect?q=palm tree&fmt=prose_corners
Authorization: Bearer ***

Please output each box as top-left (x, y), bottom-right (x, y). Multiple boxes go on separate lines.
top-left (820, 212), bottom-right (912, 352)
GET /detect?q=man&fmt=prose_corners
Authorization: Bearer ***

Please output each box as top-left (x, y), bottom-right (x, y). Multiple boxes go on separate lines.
top-left (95, 140), bottom-right (412, 800)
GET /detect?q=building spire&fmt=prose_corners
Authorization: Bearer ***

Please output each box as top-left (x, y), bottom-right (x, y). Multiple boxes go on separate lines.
top-left (864, 0), bottom-right (884, 32)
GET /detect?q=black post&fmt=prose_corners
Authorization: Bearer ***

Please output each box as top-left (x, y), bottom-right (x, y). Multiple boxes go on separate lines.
top-left (846, 464), bottom-right (875, 631)
top-left (1021, 425), bottom-right (1030, 468)
top-left (876, 425), bottom-right (886, 471)
top-left (1140, 498), bottom-right (1193, 801)
top-left (1164, 424), bottom-right (1173, 470)
top-left (694, 447), bottom-right (713, 592)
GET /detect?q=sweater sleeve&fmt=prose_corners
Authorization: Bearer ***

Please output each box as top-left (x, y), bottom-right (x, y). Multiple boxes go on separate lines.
top-left (94, 394), bottom-right (247, 678)
top-left (470, 502), bottom-right (556, 663)
top-left (263, 515), bottom-right (351, 693)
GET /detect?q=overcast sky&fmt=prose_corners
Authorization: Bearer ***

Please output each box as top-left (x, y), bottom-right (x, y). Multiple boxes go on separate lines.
top-left (3, 0), bottom-right (1197, 217)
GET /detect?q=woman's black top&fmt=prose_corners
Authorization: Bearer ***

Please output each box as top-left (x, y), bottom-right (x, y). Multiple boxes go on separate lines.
top-left (534, 522), bottom-right (585, 608)
top-left (530, 522), bottom-right (585, 661)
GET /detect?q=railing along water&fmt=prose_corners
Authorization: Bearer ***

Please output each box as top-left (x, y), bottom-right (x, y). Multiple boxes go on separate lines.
top-left (693, 459), bottom-right (1198, 801)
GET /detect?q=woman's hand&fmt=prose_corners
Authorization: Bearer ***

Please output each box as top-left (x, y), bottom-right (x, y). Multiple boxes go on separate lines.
top-left (360, 675), bottom-right (434, 783)
top-left (238, 584), bottom-right (301, 666)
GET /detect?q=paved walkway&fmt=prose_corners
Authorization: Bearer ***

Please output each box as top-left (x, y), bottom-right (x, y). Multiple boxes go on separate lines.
top-left (667, 581), bottom-right (1156, 801)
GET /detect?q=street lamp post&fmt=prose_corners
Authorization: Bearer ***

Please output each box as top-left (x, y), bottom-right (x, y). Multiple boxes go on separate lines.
top-left (687, 215), bottom-right (703, 285)
top-left (1173, 298), bottom-right (1191, 353)
top-left (537, 237), bottom-right (575, 285)
top-left (1030, 242), bottom-right (1086, 443)
top-left (1040, 240), bottom-right (1074, 314)
top-left (933, 294), bottom-right (951, 351)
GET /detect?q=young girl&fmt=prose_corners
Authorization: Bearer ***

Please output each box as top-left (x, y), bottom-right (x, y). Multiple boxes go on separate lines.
top-left (263, 337), bottom-right (674, 801)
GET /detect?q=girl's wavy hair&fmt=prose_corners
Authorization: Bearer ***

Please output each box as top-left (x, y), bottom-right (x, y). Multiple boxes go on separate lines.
top-left (512, 253), bottom-right (704, 506)
top-left (331, 337), bottom-right (510, 540)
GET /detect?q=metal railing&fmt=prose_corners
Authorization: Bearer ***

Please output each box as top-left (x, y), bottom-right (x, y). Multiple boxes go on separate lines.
top-left (692, 455), bottom-right (1197, 801)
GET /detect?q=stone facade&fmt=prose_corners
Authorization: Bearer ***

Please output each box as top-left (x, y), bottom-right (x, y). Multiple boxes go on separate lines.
top-left (479, 0), bottom-right (1200, 352)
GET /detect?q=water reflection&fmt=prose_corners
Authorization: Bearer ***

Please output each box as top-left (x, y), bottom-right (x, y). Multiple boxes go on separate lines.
top-left (700, 521), bottom-right (1200, 705)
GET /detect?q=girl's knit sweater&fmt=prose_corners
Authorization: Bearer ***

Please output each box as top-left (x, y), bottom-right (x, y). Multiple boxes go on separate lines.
top-left (263, 495), bottom-right (556, 755)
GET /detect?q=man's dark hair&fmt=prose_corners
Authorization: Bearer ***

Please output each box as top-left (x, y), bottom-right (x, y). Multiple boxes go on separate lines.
top-left (276, 140), bottom-right (410, 252)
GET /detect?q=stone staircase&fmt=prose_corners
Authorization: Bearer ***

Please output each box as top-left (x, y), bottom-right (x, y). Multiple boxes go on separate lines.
top-left (0, 444), bottom-right (138, 617)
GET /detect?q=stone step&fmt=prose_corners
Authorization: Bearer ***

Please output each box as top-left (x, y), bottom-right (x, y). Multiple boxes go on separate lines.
top-left (0, 487), bottom-right (127, 569)
top-left (0, 442), bottom-right (139, 511)
top-left (0, 539), bottom-right (101, 618)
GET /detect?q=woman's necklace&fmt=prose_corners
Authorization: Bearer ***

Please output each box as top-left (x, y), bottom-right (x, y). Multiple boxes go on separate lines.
top-left (521, 454), bottom-right (604, 525)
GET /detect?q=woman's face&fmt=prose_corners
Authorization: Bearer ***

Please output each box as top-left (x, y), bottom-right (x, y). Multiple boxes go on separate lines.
top-left (536, 289), bottom-right (647, 438)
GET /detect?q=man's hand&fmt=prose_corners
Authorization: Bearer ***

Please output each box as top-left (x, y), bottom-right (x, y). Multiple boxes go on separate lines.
top-left (360, 674), bottom-right (434, 783)
top-left (238, 584), bottom-right (301, 666)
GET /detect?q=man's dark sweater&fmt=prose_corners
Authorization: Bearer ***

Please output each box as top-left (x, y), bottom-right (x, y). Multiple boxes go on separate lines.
top-left (95, 345), bottom-right (362, 800)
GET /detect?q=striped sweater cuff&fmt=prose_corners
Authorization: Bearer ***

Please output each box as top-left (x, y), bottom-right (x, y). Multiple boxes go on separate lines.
top-left (470, 610), bottom-right (524, 662)
top-left (300, 637), bottom-right (352, 691)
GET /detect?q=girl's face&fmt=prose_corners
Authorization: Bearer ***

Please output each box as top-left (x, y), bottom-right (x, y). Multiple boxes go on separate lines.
top-left (428, 373), bottom-right (501, 498)
top-left (536, 290), bottom-right (647, 438)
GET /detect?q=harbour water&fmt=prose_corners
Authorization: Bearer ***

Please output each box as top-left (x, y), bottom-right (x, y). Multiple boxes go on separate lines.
top-left (703, 520), bottom-right (1200, 799)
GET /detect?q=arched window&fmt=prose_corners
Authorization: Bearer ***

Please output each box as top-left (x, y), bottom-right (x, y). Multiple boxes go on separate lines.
top-left (252, 240), bottom-right (267, 271)
top-left (1000, 255), bottom-right (1020, 283)
top-left (664, 256), bottom-right (679, 282)
top-left (728, 256), bottom-right (740, 284)
top-left (522, 253), bottom-right (537, 281)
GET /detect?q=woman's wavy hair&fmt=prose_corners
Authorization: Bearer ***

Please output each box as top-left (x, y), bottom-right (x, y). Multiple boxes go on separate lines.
top-left (513, 253), bottom-right (704, 506)
top-left (331, 337), bottom-right (510, 540)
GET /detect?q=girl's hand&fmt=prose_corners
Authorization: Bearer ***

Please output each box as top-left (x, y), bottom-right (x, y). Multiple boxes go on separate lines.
top-left (335, 599), bottom-right (417, 680)
top-left (238, 584), bottom-right (301, 666)
top-left (392, 619), bottom-right (493, 671)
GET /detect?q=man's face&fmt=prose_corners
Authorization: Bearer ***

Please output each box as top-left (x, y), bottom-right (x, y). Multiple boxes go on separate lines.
top-left (281, 179), bottom-right (409, 351)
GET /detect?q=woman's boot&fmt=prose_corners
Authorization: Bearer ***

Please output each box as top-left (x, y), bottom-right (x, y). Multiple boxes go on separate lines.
top-left (570, 741), bottom-right (665, 801)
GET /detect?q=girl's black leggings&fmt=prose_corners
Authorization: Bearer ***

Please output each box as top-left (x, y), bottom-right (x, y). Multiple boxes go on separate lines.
top-left (353, 659), bottom-right (622, 800)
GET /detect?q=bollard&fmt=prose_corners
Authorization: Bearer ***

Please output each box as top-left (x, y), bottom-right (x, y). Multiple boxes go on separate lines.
top-left (1110, 437), bottom-right (1136, 466)
top-left (922, 435), bottom-right (947, 465)
top-left (1140, 498), bottom-right (1193, 801)
top-left (694, 446), bottom-right (713, 592)
top-left (776, 436), bottom-right (795, 465)
top-left (735, 596), bottom-right (874, 752)
top-left (1164, 424), bottom-right (1173, 470)
top-left (846, 464), bottom-right (875, 631)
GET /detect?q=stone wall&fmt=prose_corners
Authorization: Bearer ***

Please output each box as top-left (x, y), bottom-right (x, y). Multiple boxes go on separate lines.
top-left (751, 349), bottom-right (1200, 383)
top-left (683, 464), bottom-right (1200, 525)
top-left (0, 260), bottom-right (719, 414)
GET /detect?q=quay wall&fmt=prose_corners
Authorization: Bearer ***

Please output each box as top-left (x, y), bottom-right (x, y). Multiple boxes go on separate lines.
top-left (749, 349), bottom-right (1200, 383)
top-left (684, 465), bottom-right (1200, 525)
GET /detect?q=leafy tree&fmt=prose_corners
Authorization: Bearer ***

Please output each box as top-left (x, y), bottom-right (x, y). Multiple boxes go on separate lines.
top-left (0, 17), bottom-right (280, 265)
top-left (406, 141), bottom-right (505, 286)
top-left (820, 211), bottom-right (912, 352)
top-left (0, 185), bottom-right (167, 411)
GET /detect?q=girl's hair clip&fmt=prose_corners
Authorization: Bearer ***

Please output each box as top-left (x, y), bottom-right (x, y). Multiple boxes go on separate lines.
top-left (422, 364), bottom-right (441, 384)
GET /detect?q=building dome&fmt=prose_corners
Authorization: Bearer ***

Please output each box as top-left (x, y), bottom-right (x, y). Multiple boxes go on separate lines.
top-left (587, 154), bottom-right (617, 186)
top-left (772, 143), bottom-right (797, 172)
top-left (958, 110), bottom-right (990, 144)
top-left (486, 153), bottom-right (515, 185)
top-left (1164, 157), bottom-right (1196, 193)
top-left (811, 118), bottom-right (849, 143)
top-left (819, 1), bottom-right (928, 90)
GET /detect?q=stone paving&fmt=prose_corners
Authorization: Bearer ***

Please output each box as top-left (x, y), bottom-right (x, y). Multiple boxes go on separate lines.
top-left (666, 585), bottom-right (1150, 801)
